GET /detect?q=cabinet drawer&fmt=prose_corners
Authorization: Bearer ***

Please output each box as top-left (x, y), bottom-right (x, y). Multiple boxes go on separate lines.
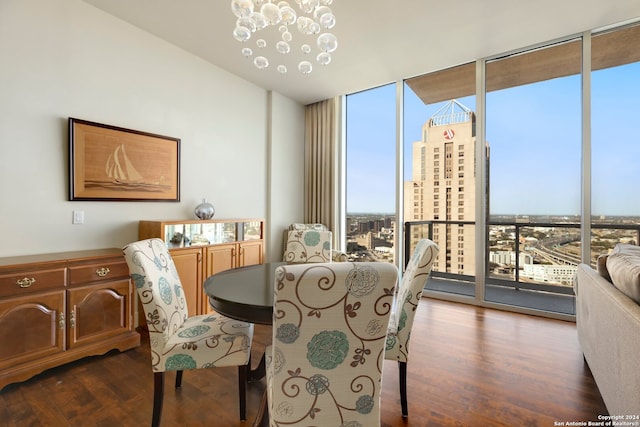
top-left (68, 260), bottom-right (129, 286)
top-left (0, 268), bottom-right (66, 298)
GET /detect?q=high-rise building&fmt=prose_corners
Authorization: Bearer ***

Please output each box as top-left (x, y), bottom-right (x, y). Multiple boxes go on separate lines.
top-left (404, 100), bottom-right (480, 276)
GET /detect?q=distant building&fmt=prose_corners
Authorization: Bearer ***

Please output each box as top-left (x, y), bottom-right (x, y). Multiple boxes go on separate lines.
top-left (522, 264), bottom-right (577, 286)
top-left (404, 99), bottom-right (485, 276)
top-left (490, 251), bottom-right (533, 266)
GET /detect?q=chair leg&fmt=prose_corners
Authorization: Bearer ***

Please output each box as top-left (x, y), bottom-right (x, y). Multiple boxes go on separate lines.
top-left (252, 389), bottom-right (269, 427)
top-left (175, 370), bottom-right (183, 388)
top-left (152, 372), bottom-right (165, 427)
top-left (399, 361), bottom-right (408, 417)
top-left (238, 365), bottom-right (248, 421)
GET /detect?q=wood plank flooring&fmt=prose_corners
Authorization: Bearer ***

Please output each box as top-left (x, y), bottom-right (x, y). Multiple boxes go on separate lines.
top-left (0, 298), bottom-right (607, 426)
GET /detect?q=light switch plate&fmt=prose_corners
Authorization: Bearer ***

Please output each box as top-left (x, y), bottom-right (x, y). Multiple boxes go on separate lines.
top-left (73, 210), bottom-right (85, 224)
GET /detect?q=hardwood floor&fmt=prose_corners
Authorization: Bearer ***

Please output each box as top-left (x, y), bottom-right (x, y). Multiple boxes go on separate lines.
top-left (0, 298), bottom-right (607, 426)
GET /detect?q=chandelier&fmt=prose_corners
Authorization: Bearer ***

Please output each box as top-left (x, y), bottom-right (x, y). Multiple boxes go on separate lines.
top-left (230, 0), bottom-right (338, 75)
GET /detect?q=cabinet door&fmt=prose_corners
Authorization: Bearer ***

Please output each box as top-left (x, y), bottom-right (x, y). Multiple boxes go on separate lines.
top-left (239, 241), bottom-right (263, 267)
top-left (170, 247), bottom-right (202, 317)
top-left (204, 244), bottom-right (237, 276)
top-left (202, 244), bottom-right (237, 314)
top-left (0, 290), bottom-right (65, 370)
top-left (67, 279), bottom-right (131, 349)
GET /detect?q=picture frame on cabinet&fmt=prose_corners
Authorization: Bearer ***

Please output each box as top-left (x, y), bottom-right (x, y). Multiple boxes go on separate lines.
top-left (68, 118), bottom-right (180, 201)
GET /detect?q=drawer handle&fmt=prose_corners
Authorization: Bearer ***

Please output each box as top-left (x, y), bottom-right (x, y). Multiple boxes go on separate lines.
top-left (17, 277), bottom-right (36, 288)
top-left (96, 267), bottom-right (110, 277)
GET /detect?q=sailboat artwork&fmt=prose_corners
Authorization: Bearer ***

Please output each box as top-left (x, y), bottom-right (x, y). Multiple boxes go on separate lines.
top-left (106, 144), bottom-right (144, 183)
top-left (70, 118), bottom-right (179, 201)
top-left (85, 143), bottom-right (170, 193)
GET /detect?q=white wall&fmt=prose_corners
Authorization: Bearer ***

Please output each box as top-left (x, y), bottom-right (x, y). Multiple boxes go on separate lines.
top-left (268, 92), bottom-right (306, 260)
top-left (0, 0), bottom-right (305, 259)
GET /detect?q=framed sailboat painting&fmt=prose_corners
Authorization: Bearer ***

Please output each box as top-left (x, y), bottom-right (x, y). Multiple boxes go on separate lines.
top-left (69, 118), bottom-right (180, 201)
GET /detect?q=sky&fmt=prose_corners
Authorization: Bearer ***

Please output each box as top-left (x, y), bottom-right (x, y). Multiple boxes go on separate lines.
top-left (346, 60), bottom-right (640, 217)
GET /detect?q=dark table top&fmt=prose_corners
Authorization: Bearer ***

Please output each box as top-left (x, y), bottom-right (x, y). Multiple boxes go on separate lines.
top-left (203, 262), bottom-right (285, 325)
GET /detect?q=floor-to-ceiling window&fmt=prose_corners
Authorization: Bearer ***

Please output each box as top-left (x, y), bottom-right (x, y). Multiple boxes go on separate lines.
top-left (484, 39), bottom-right (582, 314)
top-left (342, 20), bottom-right (639, 319)
top-left (591, 24), bottom-right (640, 261)
top-left (345, 84), bottom-right (396, 263)
top-left (403, 64), bottom-right (478, 297)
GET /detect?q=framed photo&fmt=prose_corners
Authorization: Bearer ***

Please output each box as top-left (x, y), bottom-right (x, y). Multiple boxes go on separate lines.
top-left (69, 118), bottom-right (180, 201)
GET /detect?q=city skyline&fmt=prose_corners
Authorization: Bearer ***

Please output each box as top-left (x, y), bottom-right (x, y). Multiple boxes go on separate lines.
top-left (346, 61), bottom-right (640, 217)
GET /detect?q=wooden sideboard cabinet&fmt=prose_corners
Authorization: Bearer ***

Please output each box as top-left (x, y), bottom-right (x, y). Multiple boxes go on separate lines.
top-left (0, 249), bottom-right (140, 390)
top-left (138, 219), bottom-right (264, 317)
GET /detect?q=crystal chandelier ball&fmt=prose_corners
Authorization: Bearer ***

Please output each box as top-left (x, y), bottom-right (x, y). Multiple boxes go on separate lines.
top-left (230, 0), bottom-right (337, 74)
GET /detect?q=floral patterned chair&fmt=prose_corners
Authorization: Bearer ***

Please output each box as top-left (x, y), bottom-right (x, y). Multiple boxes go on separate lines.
top-left (266, 261), bottom-right (398, 426)
top-left (385, 238), bottom-right (439, 417)
top-left (282, 223), bottom-right (333, 263)
top-left (282, 223), bottom-right (347, 263)
top-left (123, 238), bottom-right (254, 427)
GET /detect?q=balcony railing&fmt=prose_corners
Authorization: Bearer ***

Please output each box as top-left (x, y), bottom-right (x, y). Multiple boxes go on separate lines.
top-left (404, 219), bottom-right (640, 297)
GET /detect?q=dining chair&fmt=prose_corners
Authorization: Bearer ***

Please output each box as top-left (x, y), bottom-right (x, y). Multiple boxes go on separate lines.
top-left (266, 261), bottom-right (398, 426)
top-left (282, 223), bottom-right (348, 263)
top-left (385, 238), bottom-right (439, 417)
top-left (282, 223), bottom-right (333, 263)
top-left (123, 238), bottom-right (254, 427)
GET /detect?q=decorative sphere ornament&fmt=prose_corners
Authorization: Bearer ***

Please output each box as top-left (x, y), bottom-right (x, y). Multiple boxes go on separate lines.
top-left (254, 56), bottom-right (269, 69)
top-left (260, 3), bottom-right (282, 25)
top-left (237, 16), bottom-right (256, 32)
top-left (317, 52), bottom-right (331, 65)
top-left (317, 32), bottom-right (337, 52)
top-left (231, 0), bottom-right (254, 18)
top-left (298, 60), bottom-right (312, 74)
top-left (233, 26), bottom-right (252, 42)
top-left (276, 41), bottom-right (291, 54)
top-left (194, 198), bottom-right (215, 220)
top-left (250, 11), bottom-right (268, 30)
top-left (280, 6), bottom-right (297, 24)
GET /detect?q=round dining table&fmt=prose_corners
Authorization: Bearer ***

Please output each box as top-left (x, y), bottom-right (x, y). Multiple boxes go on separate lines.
top-left (204, 262), bottom-right (284, 325)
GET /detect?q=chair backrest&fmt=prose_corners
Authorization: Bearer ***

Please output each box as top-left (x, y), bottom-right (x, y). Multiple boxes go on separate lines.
top-left (288, 223), bottom-right (328, 232)
top-left (270, 261), bottom-right (398, 426)
top-left (386, 239), bottom-right (439, 362)
top-left (123, 238), bottom-right (188, 362)
top-left (282, 227), bottom-right (333, 263)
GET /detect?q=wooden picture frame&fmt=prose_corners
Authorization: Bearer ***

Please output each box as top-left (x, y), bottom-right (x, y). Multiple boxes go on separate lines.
top-left (69, 118), bottom-right (180, 201)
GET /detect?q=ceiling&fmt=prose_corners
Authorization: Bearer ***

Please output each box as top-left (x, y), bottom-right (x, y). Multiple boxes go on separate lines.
top-left (82, 0), bottom-right (640, 105)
